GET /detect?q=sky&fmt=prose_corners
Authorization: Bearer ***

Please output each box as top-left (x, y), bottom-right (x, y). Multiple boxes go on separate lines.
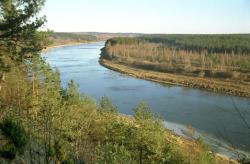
top-left (41, 0), bottom-right (250, 34)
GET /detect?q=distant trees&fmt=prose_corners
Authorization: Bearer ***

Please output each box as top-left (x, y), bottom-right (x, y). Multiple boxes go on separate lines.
top-left (103, 36), bottom-right (250, 81)
top-left (52, 32), bottom-right (97, 42)
top-left (140, 34), bottom-right (250, 55)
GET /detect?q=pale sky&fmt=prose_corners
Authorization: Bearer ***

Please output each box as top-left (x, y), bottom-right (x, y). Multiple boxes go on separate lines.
top-left (41, 0), bottom-right (250, 34)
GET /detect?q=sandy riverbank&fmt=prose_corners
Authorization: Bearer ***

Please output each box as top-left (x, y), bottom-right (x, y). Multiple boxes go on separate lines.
top-left (99, 59), bottom-right (250, 98)
top-left (42, 42), bottom-right (88, 53)
top-left (42, 40), bottom-right (104, 53)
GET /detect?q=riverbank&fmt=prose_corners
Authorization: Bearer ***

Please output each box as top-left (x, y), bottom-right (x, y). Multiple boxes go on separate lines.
top-left (99, 59), bottom-right (250, 98)
top-left (42, 41), bottom-right (92, 53)
top-left (99, 59), bottom-right (245, 163)
top-left (43, 43), bottom-right (243, 163)
top-left (113, 113), bottom-right (240, 164)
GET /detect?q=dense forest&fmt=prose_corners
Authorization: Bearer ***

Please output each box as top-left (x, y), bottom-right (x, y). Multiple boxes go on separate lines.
top-left (107, 34), bottom-right (250, 54)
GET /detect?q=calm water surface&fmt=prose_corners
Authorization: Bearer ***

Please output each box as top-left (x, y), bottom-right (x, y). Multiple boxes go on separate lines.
top-left (43, 42), bottom-right (250, 158)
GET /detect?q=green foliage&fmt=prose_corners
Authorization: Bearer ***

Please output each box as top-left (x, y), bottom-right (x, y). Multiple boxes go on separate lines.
top-left (47, 145), bottom-right (56, 158)
top-left (99, 96), bottom-right (118, 113)
top-left (53, 140), bottom-right (65, 161)
top-left (239, 157), bottom-right (250, 164)
top-left (131, 102), bottom-right (187, 164)
top-left (141, 34), bottom-right (250, 54)
top-left (96, 143), bottom-right (134, 164)
top-left (0, 118), bottom-right (28, 160)
top-left (52, 32), bottom-right (97, 42)
top-left (106, 37), bottom-right (145, 46)
top-left (106, 34), bottom-right (250, 55)
top-left (65, 80), bottom-right (81, 104)
top-left (134, 102), bottom-right (155, 121)
top-left (61, 159), bottom-right (75, 164)
top-left (0, 119), bottom-right (28, 153)
top-left (195, 138), bottom-right (215, 164)
top-left (0, 143), bottom-right (17, 160)
top-left (0, 0), bottom-right (47, 62)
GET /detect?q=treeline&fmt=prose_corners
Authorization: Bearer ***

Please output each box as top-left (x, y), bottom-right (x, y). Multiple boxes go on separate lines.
top-left (102, 35), bottom-right (250, 81)
top-left (52, 32), bottom-right (97, 42)
top-left (107, 34), bottom-right (250, 54)
top-left (0, 0), bottom-right (220, 163)
top-left (47, 32), bottom-right (98, 47)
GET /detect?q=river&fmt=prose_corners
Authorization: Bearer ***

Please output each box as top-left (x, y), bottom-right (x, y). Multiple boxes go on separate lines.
top-left (43, 42), bottom-right (250, 158)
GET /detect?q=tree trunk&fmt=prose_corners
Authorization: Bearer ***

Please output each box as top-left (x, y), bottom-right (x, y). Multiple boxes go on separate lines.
top-left (0, 72), bottom-right (6, 91)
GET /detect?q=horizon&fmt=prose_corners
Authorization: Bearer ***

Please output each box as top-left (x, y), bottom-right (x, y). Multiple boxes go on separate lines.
top-left (52, 31), bottom-right (250, 35)
top-left (42, 0), bottom-right (250, 34)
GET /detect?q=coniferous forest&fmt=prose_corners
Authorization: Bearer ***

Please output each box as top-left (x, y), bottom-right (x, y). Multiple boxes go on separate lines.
top-left (0, 0), bottom-right (249, 164)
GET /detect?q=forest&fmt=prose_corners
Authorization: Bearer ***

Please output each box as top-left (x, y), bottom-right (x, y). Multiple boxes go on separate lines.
top-left (101, 35), bottom-right (250, 97)
top-left (0, 0), bottom-right (249, 163)
top-left (45, 32), bottom-right (98, 48)
top-left (107, 34), bottom-right (250, 54)
top-left (52, 32), bottom-right (98, 42)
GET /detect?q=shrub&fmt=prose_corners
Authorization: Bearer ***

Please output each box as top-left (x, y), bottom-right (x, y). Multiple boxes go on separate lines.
top-left (0, 143), bottom-right (17, 160)
top-left (99, 96), bottom-right (118, 113)
top-left (96, 142), bottom-right (134, 164)
top-left (0, 118), bottom-right (28, 160)
top-left (239, 157), bottom-right (250, 164)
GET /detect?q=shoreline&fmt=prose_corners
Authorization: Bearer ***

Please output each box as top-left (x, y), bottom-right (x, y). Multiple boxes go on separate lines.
top-left (42, 41), bottom-right (103, 53)
top-left (99, 59), bottom-right (250, 98)
top-left (42, 43), bottom-right (243, 163)
top-left (116, 113), bottom-right (240, 163)
top-left (100, 59), bottom-right (248, 162)
top-left (42, 42), bottom-right (84, 52)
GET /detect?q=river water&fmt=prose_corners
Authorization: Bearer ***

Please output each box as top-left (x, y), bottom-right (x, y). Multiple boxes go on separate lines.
top-left (43, 42), bottom-right (250, 158)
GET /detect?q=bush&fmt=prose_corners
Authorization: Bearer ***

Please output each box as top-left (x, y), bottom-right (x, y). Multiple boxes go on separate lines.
top-left (0, 143), bottom-right (17, 160)
top-left (99, 96), bottom-right (118, 113)
top-left (239, 157), bottom-right (250, 164)
top-left (0, 118), bottom-right (28, 160)
top-left (96, 142), bottom-right (134, 164)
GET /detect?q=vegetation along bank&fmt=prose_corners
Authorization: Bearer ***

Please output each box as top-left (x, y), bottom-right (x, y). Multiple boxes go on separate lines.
top-left (100, 35), bottom-right (250, 97)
